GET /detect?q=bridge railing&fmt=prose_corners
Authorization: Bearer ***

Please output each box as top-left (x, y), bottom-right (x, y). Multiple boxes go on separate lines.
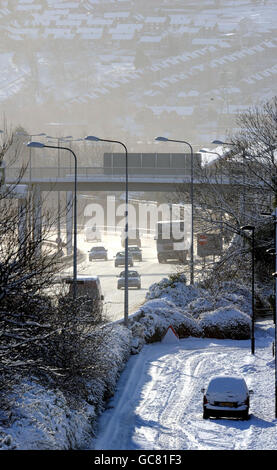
top-left (7, 166), bottom-right (258, 187)
top-left (6, 166), bottom-right (200, 181)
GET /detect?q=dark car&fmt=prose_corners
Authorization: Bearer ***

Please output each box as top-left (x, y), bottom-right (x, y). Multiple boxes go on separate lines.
top-left (201, 376), bottom-right (253, 420)
top-left (114, 251), bottom-right (133, 267)
top-left (88, 246), bottom-right (108, 261)
top-left (128, 245), bottom-right (142, 261)
top-left (117, 270), bottom-right (141, 289)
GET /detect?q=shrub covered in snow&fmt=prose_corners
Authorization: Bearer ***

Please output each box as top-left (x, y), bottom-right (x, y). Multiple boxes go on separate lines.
top-left (185, 286), bottom-right (252, 319)
top-left (0, 379), bottom-right (97, 450)
top-left (199, 306), bottom-right (251, 339)
top-left (0, 324), bottom-right (132, 450)
top-left (146, 275), bottom-right (205, 309)
top-left (129, 298), bottom-right (201, 350)
top-left (93, 324), bottom-right (132, 401)
top-left (136, 276), bottom-right (252, 344)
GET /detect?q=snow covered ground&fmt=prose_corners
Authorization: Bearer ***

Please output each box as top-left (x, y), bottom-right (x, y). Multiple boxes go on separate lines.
top-left (93, 321), bottom-right (276, 450)
top-left (0, 277), bottom-right (276, 451)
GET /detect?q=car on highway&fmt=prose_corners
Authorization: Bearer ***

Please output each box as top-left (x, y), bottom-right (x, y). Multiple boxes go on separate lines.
top-left (114, 251), bottom-right (133, 267)
top-left (128, 245), bottom-right (142, 261)
top-left (88, 246), bottom-right (108, 261)
top-left (201, 375), bottom-right (253, 420)
top-left (117, 270), bottom-right (141, 289)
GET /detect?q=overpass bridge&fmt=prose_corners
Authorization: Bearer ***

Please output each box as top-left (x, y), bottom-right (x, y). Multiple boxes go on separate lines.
top-left (6, 165), bottom-right (233, 192)
top-left (5, 150), bottom-right (240, 192)
top-left (4, 153), bottom-right (242, 258)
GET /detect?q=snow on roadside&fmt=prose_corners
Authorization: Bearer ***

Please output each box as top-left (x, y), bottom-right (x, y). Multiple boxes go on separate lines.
top-left (0, 381), bottom-right (96, 450)
top-left (0, 275), bottom-right (271, 450)
top-left (93, 321), bottom-right (277, 451)
top-left (128, 277), bottom-right (251, 351)
top-left (0, 324), bottom-right (132, 451)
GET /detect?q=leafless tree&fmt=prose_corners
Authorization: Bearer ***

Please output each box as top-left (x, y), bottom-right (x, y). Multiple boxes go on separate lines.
top-left (0, 128), bottom-right (109, 400)
top-left (173, 97), bottom-right (277, 289)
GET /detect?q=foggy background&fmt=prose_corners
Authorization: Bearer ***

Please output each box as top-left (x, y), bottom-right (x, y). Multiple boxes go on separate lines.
top-left (1, 0), bottom-right (277, 151)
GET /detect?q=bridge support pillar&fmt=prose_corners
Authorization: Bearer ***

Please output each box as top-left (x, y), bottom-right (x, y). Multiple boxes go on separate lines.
top-left (32, 184), bottom-right (42, 256)
top-left (18, 197), bottom-right (28, 248)
top-left (66, 191), bottom-right (73, 256)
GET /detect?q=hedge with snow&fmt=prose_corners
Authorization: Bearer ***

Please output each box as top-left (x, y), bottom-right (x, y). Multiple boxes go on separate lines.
top-left (127, 275), bottom-right (251, 350)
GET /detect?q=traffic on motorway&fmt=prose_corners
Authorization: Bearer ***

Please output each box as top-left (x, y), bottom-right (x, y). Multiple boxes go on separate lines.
top-left (74, 230), bottom-right (177, 322)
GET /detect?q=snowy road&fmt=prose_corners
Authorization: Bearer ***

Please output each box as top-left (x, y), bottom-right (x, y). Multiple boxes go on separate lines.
top-left (63, 230), bottom-right (207, 322)
top-left (68, 232), bottom-right (178, 321)
top-left (93, 322), bottom-right (277, 451)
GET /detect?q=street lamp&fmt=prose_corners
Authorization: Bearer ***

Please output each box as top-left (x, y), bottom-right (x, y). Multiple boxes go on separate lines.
top-left (199, 148), bottom-right (223, 177)
top-left (200, 148), bottom-right (226, 245)
top-left (85, 135), bottom-right (129, 326)
top-left (27, 141), bottom-right (78, 300)
top-left (16, 132), bottom-right (47, 181)
top-left (46, 136), bottom-right (73, 248)
top-left (240, 225), bottom-right (255, 355)
top-left (155, 136), bottom-right (195, 284)
top-left (262, 210), bottom-right (277, 418)
top-left (212, 139), bottom-right (248, 224)
top-left (212, 139), bottom-right (233, 146)
top-left (271, 269), bottom-right (277, 419)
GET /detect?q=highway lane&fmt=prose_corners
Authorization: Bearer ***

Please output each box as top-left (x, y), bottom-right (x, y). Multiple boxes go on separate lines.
top-left (72, 232), bottom-right (177, 322)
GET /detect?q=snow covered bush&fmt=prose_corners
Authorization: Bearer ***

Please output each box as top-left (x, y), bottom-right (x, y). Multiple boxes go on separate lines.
top-left (0, 379), bottom-right (97, 450)
top-left (146, 275), bottom-right (205, 309)
top-left (129, 298), bottom-right (201, 349)
top-left (0, 323), bottom-right (132, 450)
top-left (199, 306), bottom-right (251, 339)
top-left (185, 282), bottom-right (252, 320)
top-left (141, 276), bottom-right (252, 342)
top-left (92, 324), bottom-right (132, 401)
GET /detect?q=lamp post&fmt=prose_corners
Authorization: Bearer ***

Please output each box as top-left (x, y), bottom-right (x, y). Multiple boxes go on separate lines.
top-left (27, 141), bottom-right (78, 299)
top-left (46, 136), bottom-right (73, 248)
top-left (263, 209), bottom-right (277, 418)
top-left (85, 135), bottom-right (129, 326)
top-left (17, 132), bottom-right (47, 240)
top-left (16, 132), bottom-right (47, 182)
top-left (199, 148), bottom-right (224, 180)
top-left (155, 136), bottom-right (195, 284)
top-left (212, 139), bottom-right (233, 146)
top-left (240, 225), bottom-right (255, 355)
top-left (212, 139), bottom-right (247, 224)
top-left (200, 148), bottom-right (225, 247)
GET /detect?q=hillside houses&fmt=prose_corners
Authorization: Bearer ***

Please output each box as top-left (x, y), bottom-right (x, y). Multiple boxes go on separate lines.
top-left (0, 0), bottom-right (276, 146)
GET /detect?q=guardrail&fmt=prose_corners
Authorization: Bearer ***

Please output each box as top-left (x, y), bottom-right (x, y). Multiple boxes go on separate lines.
top-left (5, 167), bottom-right (241, 187)
top-left (6, 166), bottom-right (198, 180)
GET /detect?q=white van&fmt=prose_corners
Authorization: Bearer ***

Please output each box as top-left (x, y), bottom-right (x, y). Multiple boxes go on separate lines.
top-left (84, 225), bottom-right (101, 242)
top-left (121, 228), bottom-right (141, 247)
top-left (62, 276), bottom-right (104, 320)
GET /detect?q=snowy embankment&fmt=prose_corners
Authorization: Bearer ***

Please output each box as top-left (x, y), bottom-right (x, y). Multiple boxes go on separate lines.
top-left (0, 276), bottom-right (271, 450)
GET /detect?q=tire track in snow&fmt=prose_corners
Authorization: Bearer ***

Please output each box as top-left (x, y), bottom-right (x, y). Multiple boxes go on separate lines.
top-left (179, 345), bottom-right (255, 450)
top-left (94, 340), bottom-right (259, 450)
top-left (133, 347), bottom-right (218, 449)
top-left (155, 348), bottom-right (224, 450)
top-left (94, 344), bottom-right (165, 450)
